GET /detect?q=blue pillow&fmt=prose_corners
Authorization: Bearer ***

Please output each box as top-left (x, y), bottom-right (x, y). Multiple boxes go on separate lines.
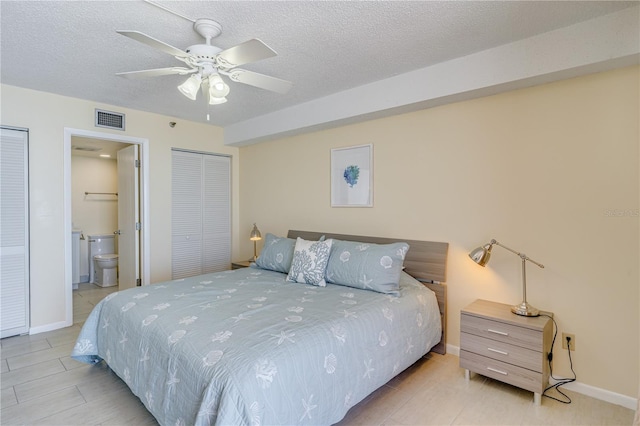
top-left (255, 233), bottom-right (296, 273)
top-left (286, 238), bottom-right (333, 287)
top-left (325, 240), bottom-right (409, 295)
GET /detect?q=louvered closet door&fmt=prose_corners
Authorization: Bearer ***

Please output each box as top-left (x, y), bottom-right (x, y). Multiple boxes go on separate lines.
top-left (1, 128), bottom-right (30, 338)
top-left (202, 154), bottom-right (231, 273)
top-left (171, 150), bottom-right (230, 279)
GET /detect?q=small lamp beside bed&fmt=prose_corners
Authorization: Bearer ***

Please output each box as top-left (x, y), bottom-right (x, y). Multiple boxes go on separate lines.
top-left (468, 238), bottom-right (544, 317)
top-left (249, 223), bottom-right (262, 261)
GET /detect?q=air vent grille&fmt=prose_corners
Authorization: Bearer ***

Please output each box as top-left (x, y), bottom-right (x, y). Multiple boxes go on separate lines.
top-left (72, 146), bottom-right (101, 152)
top-left (95, 109), bottom-right (125, 131)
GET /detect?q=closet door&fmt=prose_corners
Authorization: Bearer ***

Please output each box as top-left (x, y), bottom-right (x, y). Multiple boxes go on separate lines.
top-left (171, 149), bottom-right (230, 279)
top-left (172, 150), bottom-right (203, 278)
top-left (1, 127), bottom-right (30, 338)
top-left (202, 154), bottom-right (231, 273)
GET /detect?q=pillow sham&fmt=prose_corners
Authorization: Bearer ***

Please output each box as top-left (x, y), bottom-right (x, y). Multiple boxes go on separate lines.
top-left (286, 237), bottom-right (333, 286)
top-left (325, 240), bottom-right (410, 295)
top-left (254, 233), bottom-right (296, 273)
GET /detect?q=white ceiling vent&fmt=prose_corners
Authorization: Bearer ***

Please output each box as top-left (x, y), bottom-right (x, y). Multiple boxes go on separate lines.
top-left (95, 109), bottom-right (125, 131)
top-left (72, 145), bottom-right (101, 152)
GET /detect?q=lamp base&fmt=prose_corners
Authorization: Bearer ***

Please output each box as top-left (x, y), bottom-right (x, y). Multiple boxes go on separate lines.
top-left (511, 302), bottom-right (540, 317)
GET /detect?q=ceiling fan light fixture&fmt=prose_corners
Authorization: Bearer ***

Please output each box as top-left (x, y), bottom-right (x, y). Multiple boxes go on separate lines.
top-left (208, 74), bottom-right (230, 99)
top-left (178, 74), bottom-right (202, 100)
top-left (208, 95), bottom-right (228, 105)
top-left (117, 16), bottom-right (293, 110)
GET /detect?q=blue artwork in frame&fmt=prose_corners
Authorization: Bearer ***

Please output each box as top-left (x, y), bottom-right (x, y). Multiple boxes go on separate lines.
top-left (343, 165), bottom-right (360, 187)
top-left (331, 144), bottom-right (373, 207)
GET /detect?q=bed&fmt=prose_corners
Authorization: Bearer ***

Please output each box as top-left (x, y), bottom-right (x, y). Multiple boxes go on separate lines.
top-left (72, 230), bottom-right (448, 425)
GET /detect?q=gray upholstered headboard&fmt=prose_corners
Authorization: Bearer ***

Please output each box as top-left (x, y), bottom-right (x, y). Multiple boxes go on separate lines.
top-left (287, 230), bottom-right (449, 354)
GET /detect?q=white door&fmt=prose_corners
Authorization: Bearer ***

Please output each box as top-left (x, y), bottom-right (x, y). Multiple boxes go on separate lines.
top-left (171, 149), bottom-right (230, 279)
top-left (117, 145), bottom-right (140, 290)
top-left (202, 154), bottom-right (231, 273)
top-left (0, 127), bottom-right (30, 337)
top-left (171, 150), bottom-right (203, 279)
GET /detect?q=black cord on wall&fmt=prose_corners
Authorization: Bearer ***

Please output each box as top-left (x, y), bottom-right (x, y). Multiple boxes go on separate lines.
top-left (540, 314), bottom-right (577, 403)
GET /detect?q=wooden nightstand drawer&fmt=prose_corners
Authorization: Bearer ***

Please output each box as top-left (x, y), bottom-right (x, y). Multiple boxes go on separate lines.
top-left (460, 332), bottom-right (543, 372)
top-left (460, 350), bottom-right (544, 394)
top-left (461, 313), bottom-right (543, 351)
top-left (460, 300), bottom-right (553, 404)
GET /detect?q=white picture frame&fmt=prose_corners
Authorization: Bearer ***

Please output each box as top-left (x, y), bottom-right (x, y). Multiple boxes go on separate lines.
top-left (331, 144), bottom-right (373, 207)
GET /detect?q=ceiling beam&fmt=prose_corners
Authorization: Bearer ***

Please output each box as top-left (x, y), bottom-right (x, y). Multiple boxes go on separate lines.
top-left (224, 6), bottom-right (639, 147)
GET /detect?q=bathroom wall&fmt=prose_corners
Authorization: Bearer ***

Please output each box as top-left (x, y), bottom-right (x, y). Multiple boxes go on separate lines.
top-left (71, 155), bottom-right (118, 281)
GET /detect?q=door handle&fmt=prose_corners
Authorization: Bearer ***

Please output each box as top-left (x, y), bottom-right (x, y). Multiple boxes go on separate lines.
top-left (114, 230), bottom-right (121, 235)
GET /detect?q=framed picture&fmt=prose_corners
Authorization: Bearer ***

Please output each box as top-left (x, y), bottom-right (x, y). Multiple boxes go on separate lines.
top-left (331, 144), bottom-right (373, 207)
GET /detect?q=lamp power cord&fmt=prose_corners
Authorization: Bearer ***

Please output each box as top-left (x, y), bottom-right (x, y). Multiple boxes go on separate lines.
top-left (540, 314), bottom-right (577, 404)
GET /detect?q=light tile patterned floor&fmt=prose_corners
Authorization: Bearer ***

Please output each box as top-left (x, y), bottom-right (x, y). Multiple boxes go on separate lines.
top-left (0, 283), bottom-right (635, 425)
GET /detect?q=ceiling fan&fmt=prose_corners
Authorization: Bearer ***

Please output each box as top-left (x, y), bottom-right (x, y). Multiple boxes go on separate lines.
top-left (116, 1), bottom-right (292, 105)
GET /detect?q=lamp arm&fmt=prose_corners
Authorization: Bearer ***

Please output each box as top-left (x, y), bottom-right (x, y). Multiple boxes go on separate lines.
top-left (491, 240), bottom-right (544, 269)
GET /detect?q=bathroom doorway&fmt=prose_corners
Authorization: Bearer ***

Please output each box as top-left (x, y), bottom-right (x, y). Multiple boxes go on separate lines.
top-left (64, 128), bottom-right (150, 326)
top-left (70, 137), bottom-right (130, 287)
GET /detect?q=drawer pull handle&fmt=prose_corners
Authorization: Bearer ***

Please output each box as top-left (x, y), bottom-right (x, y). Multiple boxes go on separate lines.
top-left (487, 367), bottom-right (508, 376)
top-left (487, 347), bottom-right (508, 356)
top-left (487, 328), bottom-right (509, 336)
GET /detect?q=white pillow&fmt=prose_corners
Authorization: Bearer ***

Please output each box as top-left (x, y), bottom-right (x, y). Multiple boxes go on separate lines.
top-left (286, 237), bottom-right (333, 286)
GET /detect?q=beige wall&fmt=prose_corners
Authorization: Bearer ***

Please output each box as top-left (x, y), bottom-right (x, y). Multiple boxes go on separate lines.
top-left (1, 84), bottom-right (240, 330)
top-left (239, 66), bottom-right (639, 398)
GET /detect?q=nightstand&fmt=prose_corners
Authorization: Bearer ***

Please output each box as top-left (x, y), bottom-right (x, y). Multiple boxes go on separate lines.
top-left (460, 299), bottom-right (553, 405)
top-left (231, 261), bottom-right (252, 269)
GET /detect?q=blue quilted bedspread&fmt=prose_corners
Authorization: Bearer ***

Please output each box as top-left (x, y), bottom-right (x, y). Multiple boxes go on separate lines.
top-left (72, 267), bottom-right (441, 426)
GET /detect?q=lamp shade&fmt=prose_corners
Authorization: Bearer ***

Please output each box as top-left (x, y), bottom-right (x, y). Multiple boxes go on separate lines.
top-left (250, 223), bottom-right (262, 241)
top-left (208, 74), bottom-right (230, 98)
top-left (178, 74), bottom-right (202, 100)
top-left (469, 244), bottom-right (492, 266)
top-left (208, 95), bottom-right (227, 105)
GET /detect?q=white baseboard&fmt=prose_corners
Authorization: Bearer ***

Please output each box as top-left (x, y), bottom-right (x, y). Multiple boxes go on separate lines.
top-left (29, 320), bottom-right (71, 335)
top-left (550, 379), bottom-right (638, 411)
top-left (446, 344), bottom-right (637, 411)
top-left (446, 343), bottom-right (460, 356)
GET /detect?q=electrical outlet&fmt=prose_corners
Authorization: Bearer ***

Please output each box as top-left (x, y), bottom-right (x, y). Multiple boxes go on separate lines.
top-left (562, 333), bottom-right (576, 351)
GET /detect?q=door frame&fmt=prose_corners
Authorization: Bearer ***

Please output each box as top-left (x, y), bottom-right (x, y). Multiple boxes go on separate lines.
top-left (63, 128), bottom-right (150, 326)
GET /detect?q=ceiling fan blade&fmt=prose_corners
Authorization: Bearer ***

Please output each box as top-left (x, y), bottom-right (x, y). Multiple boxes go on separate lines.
top-left (216, 39), bottom-right (277, 68)
top-left (117, 30), bottom-right (190, 58)
top-left (116, 67), bottom-right (196, 79)
top-left (225, 69), bottom-right (293, 94)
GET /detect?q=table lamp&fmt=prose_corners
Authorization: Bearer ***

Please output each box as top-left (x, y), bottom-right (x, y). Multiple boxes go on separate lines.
top-left (469, 239), bottom-right (544, 317)
top-left (250, 223), bottom-right (262, 261)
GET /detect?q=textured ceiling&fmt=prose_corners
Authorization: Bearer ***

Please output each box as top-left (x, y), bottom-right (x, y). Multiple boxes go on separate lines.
top-left (1, 1), bottom-right (637, 130)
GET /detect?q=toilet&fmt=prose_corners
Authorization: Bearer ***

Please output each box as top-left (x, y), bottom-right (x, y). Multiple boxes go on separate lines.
top-left (88, 234), bottom-right (118, 287)
top-left (94, 254), bottom-right (118, 287)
